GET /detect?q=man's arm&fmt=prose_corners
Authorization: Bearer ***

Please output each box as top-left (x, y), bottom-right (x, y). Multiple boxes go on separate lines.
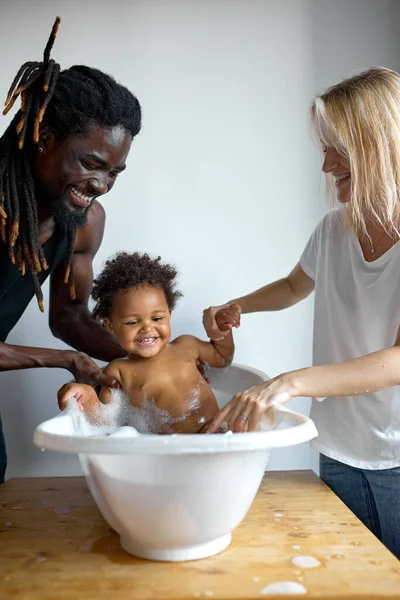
top-left (0, 342), bottom-right (72, 372)
top-left (0, 338), bottom-right (117, 386)
top-left (49, 201), bottom-right (126, 363)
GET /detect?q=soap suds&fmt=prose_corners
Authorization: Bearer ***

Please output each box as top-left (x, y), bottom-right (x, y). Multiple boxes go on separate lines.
top-left (116, 390), bottom-right (192, 434)
top-left (72, 388), bottom-right (195, 436)
top-left (260, 581), bottom-right (307, 595)
top-left (185, 389), bottom-right (201, 412)
top-left (108, 426), bottom-right (139, 438)
top-left (291, 555), bottom-right (321, 569)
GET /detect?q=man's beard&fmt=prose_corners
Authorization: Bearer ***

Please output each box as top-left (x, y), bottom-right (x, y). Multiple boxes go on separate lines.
top-left (51, 194), bottom-right (90, 230)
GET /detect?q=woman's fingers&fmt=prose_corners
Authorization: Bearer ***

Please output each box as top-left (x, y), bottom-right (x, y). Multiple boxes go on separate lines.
top-left (228, 394), bottom-right (252, 432)
top-left (207, 380), bottom-right (292, 434)
top-left (205, 396), bottom-right (239, 433)
top-left (246, 404), bottom-right (266, 432)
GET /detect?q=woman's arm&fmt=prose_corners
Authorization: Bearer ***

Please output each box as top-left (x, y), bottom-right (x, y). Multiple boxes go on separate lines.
top-left (203, 263), bottom-right (314, 339)
top-left (289, 346), bottom-right (400, 399)
top-left (233, 263), bottom-right (315, 313)
top-left (206, 339), bottom-right (400, 433)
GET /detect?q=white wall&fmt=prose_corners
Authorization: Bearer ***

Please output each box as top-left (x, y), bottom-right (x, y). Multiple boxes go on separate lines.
top-left (1, 0), bottom-right (400, 478)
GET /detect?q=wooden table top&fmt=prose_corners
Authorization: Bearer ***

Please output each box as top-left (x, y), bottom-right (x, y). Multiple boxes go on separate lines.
top-left (0, 470), bottom-right (399, 599)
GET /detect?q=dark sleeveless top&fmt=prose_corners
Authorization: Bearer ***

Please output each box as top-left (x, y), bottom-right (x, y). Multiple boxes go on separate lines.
top-left (0, 228), bottom-right (68, 342)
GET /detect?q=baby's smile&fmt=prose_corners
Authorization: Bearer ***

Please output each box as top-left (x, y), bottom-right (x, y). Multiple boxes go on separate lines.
top-left (135, 337), bottom-right (160, 347)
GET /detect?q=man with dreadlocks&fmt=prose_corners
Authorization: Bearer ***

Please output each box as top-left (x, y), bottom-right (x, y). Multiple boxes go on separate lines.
top-left (0, 17), bottom-right (142, 482)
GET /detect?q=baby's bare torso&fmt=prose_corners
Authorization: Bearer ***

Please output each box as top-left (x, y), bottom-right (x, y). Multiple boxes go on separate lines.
top-left (114, 341), bottom-right (219, 433)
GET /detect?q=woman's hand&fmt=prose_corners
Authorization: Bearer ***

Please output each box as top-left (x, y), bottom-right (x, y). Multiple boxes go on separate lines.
top-left (203, 303), bottom-right (241, 341)
top-left (205, 375), bottom-right (294, 433)
top-left (57, 382), bottom-right (100, 412)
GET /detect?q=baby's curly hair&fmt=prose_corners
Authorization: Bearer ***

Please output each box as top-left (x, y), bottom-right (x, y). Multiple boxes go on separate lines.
top-left (91, 252), bottom-right (183, 320)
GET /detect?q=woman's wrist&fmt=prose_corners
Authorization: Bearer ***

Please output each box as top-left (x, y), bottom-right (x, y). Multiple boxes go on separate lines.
top-left (228, 298), bottom-right (245, 314)
top-left (274, 370), bottom-right (304, 401)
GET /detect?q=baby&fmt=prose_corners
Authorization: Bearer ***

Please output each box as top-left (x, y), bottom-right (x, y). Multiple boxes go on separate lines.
top-left (58, 252), bottom-right (240, 434)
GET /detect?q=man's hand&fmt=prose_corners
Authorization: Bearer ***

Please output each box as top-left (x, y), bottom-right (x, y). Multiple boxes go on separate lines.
top-left (66, 351), bottom-right (120, 388)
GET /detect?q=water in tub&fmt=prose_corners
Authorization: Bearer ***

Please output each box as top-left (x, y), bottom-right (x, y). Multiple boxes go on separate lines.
top-left (69, 379), bottom-right (277, 438)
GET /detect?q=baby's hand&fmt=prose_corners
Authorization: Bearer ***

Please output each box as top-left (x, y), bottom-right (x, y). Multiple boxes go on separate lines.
top-left (215, 303), bottom-right (241, 333)
top-left (57, 382), bottom-right (99, 413)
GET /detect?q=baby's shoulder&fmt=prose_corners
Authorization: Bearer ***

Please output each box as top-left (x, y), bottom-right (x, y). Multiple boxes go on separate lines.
top-left (105, 356), bottom-right (136, 376)
top-left (170, 335), bottom-right (202, 360)
top-left (171, 335), bottom-right (199, 351)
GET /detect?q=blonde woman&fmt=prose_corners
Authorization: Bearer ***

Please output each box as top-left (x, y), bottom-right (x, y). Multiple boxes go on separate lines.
top-left (203, 67), bottom-right (400, 559)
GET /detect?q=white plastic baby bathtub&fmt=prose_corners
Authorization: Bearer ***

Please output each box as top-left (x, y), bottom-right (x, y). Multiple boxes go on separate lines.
top-left (34, 363), bottom-right (317, 562)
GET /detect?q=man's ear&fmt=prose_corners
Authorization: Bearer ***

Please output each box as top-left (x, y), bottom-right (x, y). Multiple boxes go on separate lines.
top-left (38, 123), bottom-right (55, 150)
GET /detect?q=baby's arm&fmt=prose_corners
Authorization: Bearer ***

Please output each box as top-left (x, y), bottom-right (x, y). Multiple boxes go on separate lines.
top-left (195, 303), bottom-right (240, 367)
top-left (175, 331), bottom-right (234, 369)
top-left (57, 362), bottom-right (121, 411)
top-left (175, 305), bottom-right (241, 368)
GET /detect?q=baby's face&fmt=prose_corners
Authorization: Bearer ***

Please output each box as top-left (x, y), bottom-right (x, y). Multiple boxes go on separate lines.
top-left (105, 285), bottom-right (171, 357)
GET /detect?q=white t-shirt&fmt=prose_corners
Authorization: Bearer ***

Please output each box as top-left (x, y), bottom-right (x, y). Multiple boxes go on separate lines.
top-left (300, 208), bottom-right (400, 469)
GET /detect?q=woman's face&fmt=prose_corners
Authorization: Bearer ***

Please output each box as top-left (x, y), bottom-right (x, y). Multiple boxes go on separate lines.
top-left (322, 146), bottom-right (351, 204)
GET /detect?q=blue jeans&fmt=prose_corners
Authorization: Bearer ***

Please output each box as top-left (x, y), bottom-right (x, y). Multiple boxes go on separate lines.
top-left (0, 412), bottom-right (6, 484)
top-left (320, 454), bottom-right (400, 560)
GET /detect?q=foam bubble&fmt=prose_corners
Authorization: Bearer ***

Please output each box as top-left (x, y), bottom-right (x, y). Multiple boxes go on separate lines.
top-left (108, 426), bottom-right (140, 438)
top-left (260, 581), bottom-right (307, 595)
top-left (291, 555), bottom-right (321, 569)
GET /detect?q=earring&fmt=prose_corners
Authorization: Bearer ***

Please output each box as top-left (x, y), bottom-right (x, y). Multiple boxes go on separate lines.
top-left (38, 146), bottom-right (44, 153)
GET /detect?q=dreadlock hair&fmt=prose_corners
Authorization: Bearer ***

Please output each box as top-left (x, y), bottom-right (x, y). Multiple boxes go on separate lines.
top-left (91, 252), bottom-right (183, 321)
top-left (0, 17), bottom-right (142, 312)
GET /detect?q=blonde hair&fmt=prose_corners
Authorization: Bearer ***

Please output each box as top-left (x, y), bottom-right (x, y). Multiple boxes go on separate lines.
top-left (311, 67), bottom-right (400, 237)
